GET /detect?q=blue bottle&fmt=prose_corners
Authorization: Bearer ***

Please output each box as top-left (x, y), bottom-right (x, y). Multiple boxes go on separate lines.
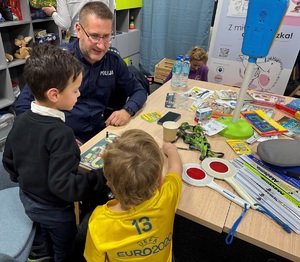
top-left (180, 56), bottom-right (190, 88)
top-left (171, 56), bottom-right (183, 87)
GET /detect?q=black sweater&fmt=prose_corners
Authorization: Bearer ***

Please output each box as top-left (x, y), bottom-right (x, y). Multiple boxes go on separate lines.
top-left (3, 111), bottom-right (106, 207)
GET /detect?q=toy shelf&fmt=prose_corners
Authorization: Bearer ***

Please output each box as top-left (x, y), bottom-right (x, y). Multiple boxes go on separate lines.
top-left (0, 0), bottom-right (60, 111)
top-left (112, 1), bottom-right (142, 68)
top-left (0, 0), bottom-right (60, 144)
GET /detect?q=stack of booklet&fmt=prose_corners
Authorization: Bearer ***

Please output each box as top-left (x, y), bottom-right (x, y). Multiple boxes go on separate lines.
top-left (231, 154), bottom-right (300, 234)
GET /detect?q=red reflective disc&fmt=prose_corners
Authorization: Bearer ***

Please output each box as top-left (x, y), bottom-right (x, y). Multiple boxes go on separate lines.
top-left (209, 161), bottom-right (228, 173)
top-left (186, 167), bottom-right (206, 180)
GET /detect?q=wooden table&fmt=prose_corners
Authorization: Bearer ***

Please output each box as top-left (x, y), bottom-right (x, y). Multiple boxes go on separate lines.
top-left (80, 79), bottom-right (300, 261)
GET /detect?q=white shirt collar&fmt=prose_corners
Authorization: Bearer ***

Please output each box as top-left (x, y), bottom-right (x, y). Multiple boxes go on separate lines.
top-left (31, 101), bottom-right (65, 122)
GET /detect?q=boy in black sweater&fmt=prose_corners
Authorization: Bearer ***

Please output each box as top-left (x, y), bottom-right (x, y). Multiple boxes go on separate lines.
top-left (2, 44), bottom-right (107, 262)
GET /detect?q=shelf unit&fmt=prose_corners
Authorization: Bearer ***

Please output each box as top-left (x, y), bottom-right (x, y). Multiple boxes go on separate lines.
top-left (0, 0), bottom-right (59, 111)
top-left (111, 0), bottom-right (142, 68)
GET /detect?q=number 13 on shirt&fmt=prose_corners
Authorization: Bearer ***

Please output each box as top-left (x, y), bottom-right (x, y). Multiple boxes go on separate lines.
top-left (132, 216), bottom-right (152, 235)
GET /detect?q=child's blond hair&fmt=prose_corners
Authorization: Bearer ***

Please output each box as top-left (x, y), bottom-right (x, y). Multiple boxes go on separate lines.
top-left (187, 46), bottom-right (208, 64)
top-left (103, 129), bottom-right (164, 209)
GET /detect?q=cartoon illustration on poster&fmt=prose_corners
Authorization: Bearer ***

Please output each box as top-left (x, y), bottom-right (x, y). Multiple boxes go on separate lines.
top-left (227, 0), bottom-right (249, 17)
top-left (208, 0), bottom-right (300, 95)
top-left (236, 55), bottom-right (283, 92)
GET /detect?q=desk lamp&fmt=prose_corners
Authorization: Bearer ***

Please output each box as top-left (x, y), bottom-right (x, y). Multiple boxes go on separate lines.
top-left (217, 0), bottom-right (289, 139)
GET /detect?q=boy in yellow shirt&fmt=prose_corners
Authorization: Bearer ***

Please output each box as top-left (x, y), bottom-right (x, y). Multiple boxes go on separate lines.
top-left (84, 129), bottom-right (183, 261)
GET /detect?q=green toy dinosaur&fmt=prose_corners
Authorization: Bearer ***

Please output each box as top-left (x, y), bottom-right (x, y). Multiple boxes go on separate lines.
top-left (176, 122), bottom-right (224, 161)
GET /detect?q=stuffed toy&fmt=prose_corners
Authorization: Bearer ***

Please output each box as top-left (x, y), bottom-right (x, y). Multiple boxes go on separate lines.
top-left (14, 35), bottom-right (32, 59)
top-left (5, 53), bottom-right (13, 62)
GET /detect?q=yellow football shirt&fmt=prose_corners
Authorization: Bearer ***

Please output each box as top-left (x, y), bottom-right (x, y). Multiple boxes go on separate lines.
top-left (84, 172), bottom-right (182, 262)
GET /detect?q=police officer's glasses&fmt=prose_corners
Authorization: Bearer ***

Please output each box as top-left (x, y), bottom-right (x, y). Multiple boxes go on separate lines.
top-left (80, 23), bottom-right (112, 44)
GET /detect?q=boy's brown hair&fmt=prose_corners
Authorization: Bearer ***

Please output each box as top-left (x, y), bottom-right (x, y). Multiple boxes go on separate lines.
top-left (23, 44), bottom-right (83, 101)
top-left (103, 129), bottom-right (164, 209)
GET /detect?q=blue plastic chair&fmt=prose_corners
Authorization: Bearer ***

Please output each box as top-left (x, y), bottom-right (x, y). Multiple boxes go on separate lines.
top-left (0, 152), bottom-right (36, 262)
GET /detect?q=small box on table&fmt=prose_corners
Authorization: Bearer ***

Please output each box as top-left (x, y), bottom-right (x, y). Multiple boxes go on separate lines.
top-left (195, 108), bottom-right (212, 122)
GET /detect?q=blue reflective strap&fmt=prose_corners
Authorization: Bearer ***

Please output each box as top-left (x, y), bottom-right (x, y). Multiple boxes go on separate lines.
top-left (225, 203), bottom-right (249, 245)
top-left (254, 203), bottom-right (291, 234)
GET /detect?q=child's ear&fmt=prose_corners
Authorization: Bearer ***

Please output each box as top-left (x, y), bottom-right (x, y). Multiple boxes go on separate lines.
top-left (46, 88), bottom-right (59, 102)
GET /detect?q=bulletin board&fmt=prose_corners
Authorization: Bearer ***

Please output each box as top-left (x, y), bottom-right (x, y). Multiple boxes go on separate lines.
top-left (207, 0), bottom-right (300, 95)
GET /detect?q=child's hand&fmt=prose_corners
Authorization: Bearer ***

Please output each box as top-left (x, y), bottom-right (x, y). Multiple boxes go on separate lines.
top-left (162, 142), bottom-right (178, 156)
top-left (163, 142), bottom-right (182, 177)
top-left (76, 139), bottom-right (83, 147)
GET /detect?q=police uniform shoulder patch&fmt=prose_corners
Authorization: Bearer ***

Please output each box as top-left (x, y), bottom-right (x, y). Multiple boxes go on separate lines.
top-left (108, 47), bottom-right (120, 56)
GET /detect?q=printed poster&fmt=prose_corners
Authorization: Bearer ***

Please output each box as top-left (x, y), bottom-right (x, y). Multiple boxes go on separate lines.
top-left (208, 0), bottom-right (300, 95)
